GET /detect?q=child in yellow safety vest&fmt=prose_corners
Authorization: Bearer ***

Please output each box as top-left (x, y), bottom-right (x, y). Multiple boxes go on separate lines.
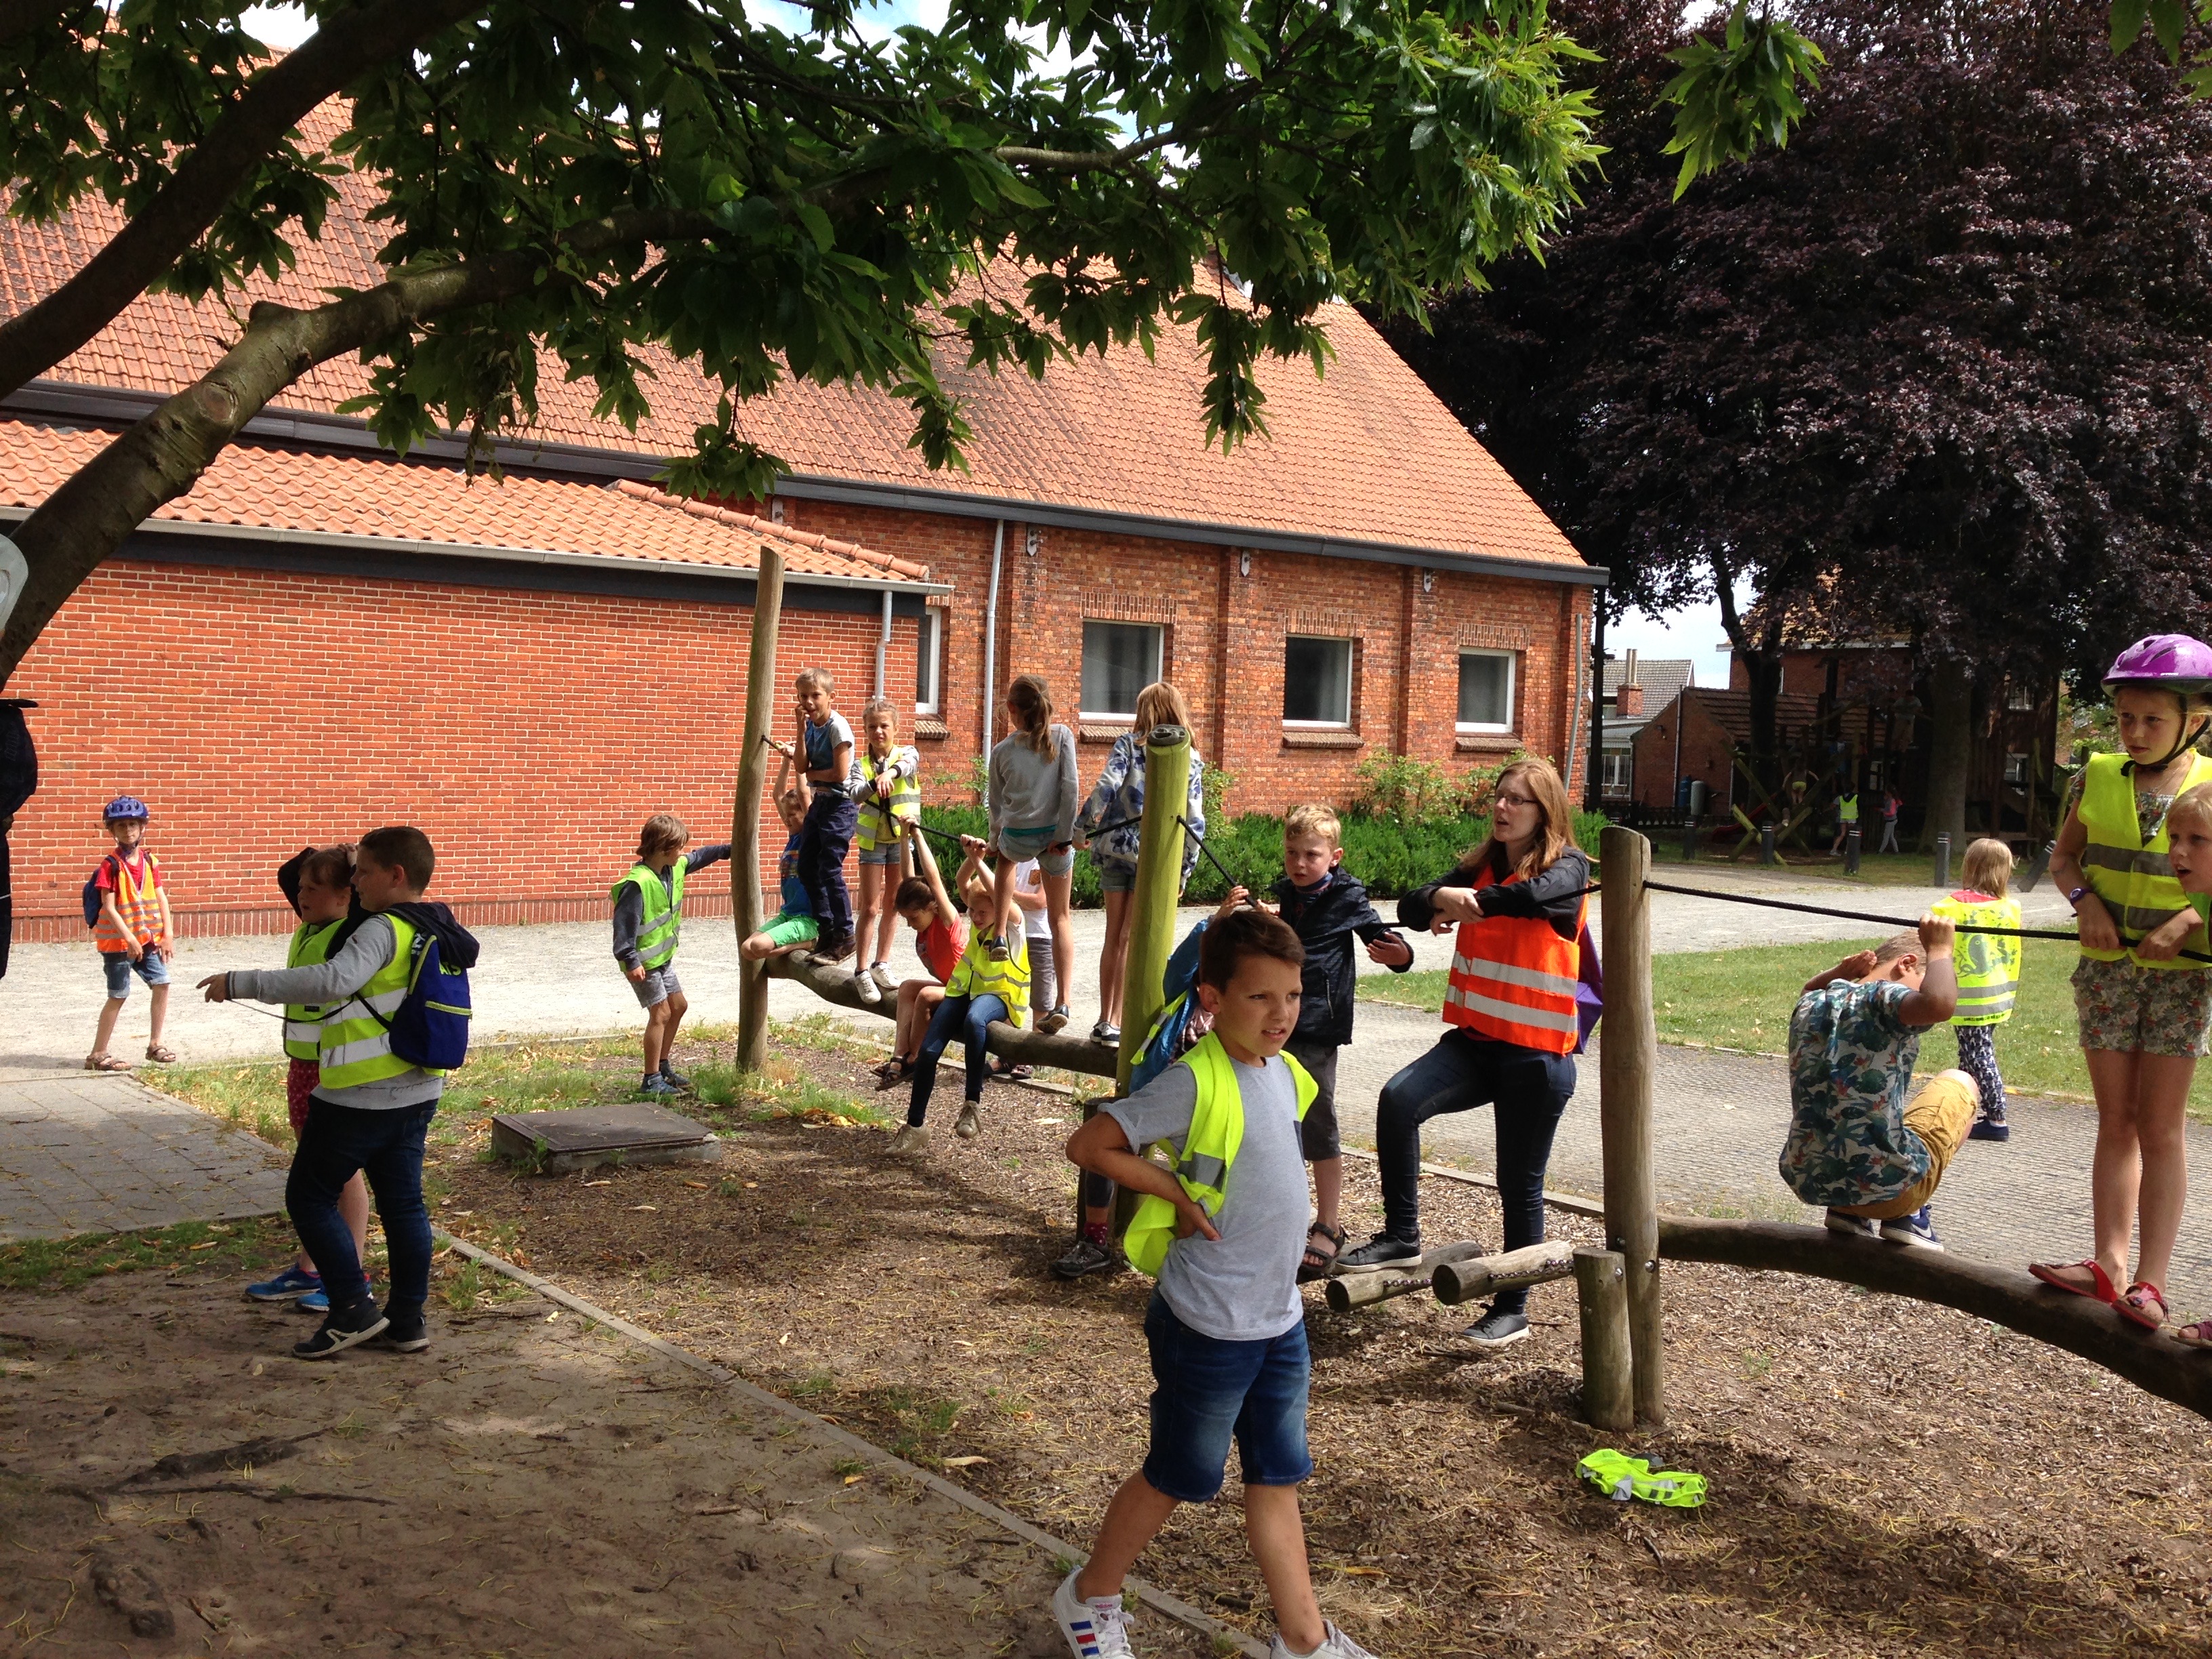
top-left (2032, 634), bottom-right (2212, 1336)
top-left (1058, 909), bottom-right (1378, 1659)
top-left (85, 795), bottom-right (176, 1071)
top-left (1932, 838), bottom-right (2023, 1144)
top-left (891, 854), bottom-right (1028, 1155)
top-left (847, 696), bottom-right (921, 1009)
top-left (613, 812), bottom-right (731, 1098)
top-left (243, 844), bottom-right (373, 1315)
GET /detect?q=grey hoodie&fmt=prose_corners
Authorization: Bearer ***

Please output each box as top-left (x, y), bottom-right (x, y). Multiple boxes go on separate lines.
top-left (987, 724), bottom-right (1079, 846)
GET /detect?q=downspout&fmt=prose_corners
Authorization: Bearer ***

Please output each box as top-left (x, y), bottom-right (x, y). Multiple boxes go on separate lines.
top-left (983, 520), bottom-right (1006, 775)
top-left (875, 589), bottom-right (892, 699)
top-left (1562, 625), bottom-right (1586, 806)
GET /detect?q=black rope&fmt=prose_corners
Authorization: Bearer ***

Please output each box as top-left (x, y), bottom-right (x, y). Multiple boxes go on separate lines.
top-left (1639, 878), bottom-right (2212, 965)
top-left (1176, 815), bottom-right (1263, 907)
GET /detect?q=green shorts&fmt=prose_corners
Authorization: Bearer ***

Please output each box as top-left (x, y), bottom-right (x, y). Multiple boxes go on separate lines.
top-left (764, 911), bottom-right (819, 949)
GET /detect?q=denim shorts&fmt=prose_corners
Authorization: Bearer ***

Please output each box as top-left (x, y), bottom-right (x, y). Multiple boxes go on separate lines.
top-left (630, 966), bottom-right (682, 1008)
top-left (1141, 1291), bottom-right (1313, 1502)
top-left (996, 823), bottom-right (1073, 876)
top-left (855, 841), bottom-right (903, 867)
top-left (1095, 859), bottom-right (1137, 893)
top-left (102, 947), bottom-right (169, 998)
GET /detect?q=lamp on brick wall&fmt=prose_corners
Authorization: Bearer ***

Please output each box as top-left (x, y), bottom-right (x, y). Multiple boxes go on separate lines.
top-left (1422, 567), bottom-right (1435, 593)
top-left (1238, 549), bottom-right (1252, 577)
top-left (1025, 527), bottom-right (1043, 556)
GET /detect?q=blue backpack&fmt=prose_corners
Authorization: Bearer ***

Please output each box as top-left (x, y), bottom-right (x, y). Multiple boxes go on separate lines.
top-left (367, 928), bottom-right (473, 1072)
top-left (81, 855), bottom-right (114, 928)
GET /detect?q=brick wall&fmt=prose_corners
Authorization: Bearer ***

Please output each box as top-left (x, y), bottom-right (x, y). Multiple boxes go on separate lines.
top-left (5, 558), bottom-right (912, 939)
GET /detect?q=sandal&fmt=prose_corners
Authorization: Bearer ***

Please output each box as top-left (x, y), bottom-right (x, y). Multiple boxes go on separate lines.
top-left (2173, 1320), bottom-right (2212, 1350)
top-left (1296, 1221), bottom-right (1347, 1284)
top-left (2028, 1258), bottom-right (2118, 1305)
top-left (873, 1057), bottom-right (912, 1092)
top-left (83, 1052), bottom-right (134, 1072)
top-left (2118, 1280), bottom-right (2169, 1332)
top-left (144, 1044), bottom-right (177, 1064)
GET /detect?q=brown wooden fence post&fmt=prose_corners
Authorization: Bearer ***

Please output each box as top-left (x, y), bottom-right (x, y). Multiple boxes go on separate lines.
top-left (1598, 823), bottom-right (1665, 1425)
top-left (1574, 1246), bottom-right (1633, 1433)
top-left (733, 547), bottom-right (785, 1073)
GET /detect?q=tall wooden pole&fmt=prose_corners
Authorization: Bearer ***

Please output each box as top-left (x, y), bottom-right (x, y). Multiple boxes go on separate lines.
top-left (1598, 823), bottom-right (1664, 1425)
top-left (733, 546), bottom-right (786, 1072)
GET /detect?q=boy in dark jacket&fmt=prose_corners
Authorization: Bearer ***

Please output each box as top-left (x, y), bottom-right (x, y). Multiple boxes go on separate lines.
top-left (1272, 804), bottom-right (1412, 1279)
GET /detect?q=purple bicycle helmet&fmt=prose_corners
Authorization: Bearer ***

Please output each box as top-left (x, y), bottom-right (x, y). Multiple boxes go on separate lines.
top-left (101, 795), bottom-right (149, 822)
top-left (2103, 634), bottom-right (2212, 696)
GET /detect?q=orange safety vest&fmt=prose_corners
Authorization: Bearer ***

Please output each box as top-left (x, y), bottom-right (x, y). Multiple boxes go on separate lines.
top-left (1441, 864), bottom-right (1586, 1054)
top-left (94, 850), bottom-right (166, 952)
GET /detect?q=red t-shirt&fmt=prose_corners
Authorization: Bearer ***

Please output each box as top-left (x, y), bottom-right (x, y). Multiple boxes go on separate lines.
top-left (918, 918), bottom-right (966, 983)
top-left (93, 848), bottom-right (161, 893)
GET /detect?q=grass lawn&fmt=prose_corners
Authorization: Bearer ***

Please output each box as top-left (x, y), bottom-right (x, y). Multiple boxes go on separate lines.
top-left (1646, 841), bottom-right (2016, 888)
top-left (1361, 937), bottom-right (2212, 1120)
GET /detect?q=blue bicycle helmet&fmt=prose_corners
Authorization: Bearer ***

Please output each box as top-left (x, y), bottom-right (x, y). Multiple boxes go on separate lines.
top-left (102, 795), bottom-right (149, 822)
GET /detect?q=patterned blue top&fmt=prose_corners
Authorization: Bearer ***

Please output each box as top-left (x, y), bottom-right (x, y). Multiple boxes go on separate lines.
top-left (1073, 731), bottom-right (1204, 880)
top-left (1778, 978), bottom-right (1932, 1208)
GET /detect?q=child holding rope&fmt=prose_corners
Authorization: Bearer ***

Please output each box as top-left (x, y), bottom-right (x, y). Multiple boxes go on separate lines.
top-left (873, 827), bottom-right (966, 1091)
top-left (1933, 837), bottom-right (2023, 1143)
top-left (893, 841), bottom-right (1028, 1153)
top-left (848, 696), bottom-right (921, 1007)
top-left (985, 674), bottom-right (1077, 1033)
top-left (1072, 679), bottom-right (1206, 1046)
top-left (2031, 635), bottom-right (2212, 1334)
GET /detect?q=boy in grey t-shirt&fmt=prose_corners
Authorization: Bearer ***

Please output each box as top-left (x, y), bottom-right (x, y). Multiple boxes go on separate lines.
top-left (1054, 910), bottom-right (1380, 1659)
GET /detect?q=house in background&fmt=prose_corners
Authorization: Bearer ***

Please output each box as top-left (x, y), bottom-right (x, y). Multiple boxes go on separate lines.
top-left (0, 99), bottom-right (1601, 939)
top-left (1597, 651), bottom-right (1694, 804)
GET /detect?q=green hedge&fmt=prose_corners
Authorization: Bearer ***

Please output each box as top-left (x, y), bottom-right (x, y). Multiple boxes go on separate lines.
top-left (916, 806), bottom-right (1608, 909)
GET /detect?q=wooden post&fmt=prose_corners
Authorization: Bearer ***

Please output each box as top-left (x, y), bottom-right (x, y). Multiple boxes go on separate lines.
top-left (1598, 823), bottom-right (1664, 1425)
top-left (1115, 724), bottom-right (1192, 1093)
top-left (733, 546), bottom-right (786, 1072)
top-left (1574, 1246), bottom-right (1633, 1432)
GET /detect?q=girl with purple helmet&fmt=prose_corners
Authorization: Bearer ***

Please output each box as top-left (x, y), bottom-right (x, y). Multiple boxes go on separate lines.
top-left (2032, 634), bottom-right (2212, 1333)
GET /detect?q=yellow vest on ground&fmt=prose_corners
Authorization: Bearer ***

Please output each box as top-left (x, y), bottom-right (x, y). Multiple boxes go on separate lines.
top-left (2076, 751), bottom-right (2212, 971)
top-left (1124, 1033), bottom-right (1317, 1276)
top-left (317, 916), bottom-right (419, 1090)
top-left (612, 861), bottom-right (685, 970)
top-left (282, 918), bottom-right (348, 1061)
top-left (1931, 892), bottom-right (2021, 1025)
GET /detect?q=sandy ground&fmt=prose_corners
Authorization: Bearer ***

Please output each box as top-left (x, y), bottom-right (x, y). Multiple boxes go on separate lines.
top-left (0, 1260), bottom-right (1219, 1658)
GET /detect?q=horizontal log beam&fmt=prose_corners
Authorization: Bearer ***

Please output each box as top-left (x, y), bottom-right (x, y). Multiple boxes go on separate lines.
top-left (1658, 1216), bottom-right (2212, 1423)
top-left (1324, 1241), bottom-right (1491, 1313)
top-left (764, 953), bottom-right (1120, 1078)
top-left (1431, 1242), bottom-right (1578, 1307)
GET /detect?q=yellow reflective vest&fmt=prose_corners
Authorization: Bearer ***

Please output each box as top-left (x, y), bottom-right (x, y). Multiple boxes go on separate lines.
top-left (612, 861), bottom-right (685, 970)
top-left (317, 915), bottom-right (420, 1090)
top-left (1931, 891), bottom-right (2021, 1026)
top-left (2076, 751), bottom-right (2212, 971)
top-left (945, 928), bottom-right (1031, 1027)
top-left (855, 745), bottom-right (921, 850)
top-left (1124, 1033), bottom-right (1317, 1277)
top-left (1837, 793), bottom-right (1859, 824)
top-left (282, 918), bottom-right (348, 1061)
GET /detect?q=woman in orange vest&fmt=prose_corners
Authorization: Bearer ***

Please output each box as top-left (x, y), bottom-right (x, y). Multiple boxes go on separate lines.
top-left (1336, 757), bottom-right (1591, 1351)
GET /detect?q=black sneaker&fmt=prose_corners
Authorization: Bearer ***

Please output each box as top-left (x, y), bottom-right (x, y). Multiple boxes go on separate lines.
top-left (371, 1311), bottom-right (430, 1353)
top-left (658, 1063), bottom-right (692, 1090)
top-left (811, 935), bottom-right (857, 968)
top-left (1969, 1110), bottom-right (2010, 1143)
top-left (1050, 1237), bottom-right (1120, 1280)
top-left (1334, 1231), bottom-right (1421, 1273)
top-left (291, 1299), bottom-right (388, 1361)
top-left (1458, 1306), bottom-right (1529, 1349)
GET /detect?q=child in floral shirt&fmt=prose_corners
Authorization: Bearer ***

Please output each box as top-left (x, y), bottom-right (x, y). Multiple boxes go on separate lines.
top-left (1779, 912), bottom-right (1976, 1250)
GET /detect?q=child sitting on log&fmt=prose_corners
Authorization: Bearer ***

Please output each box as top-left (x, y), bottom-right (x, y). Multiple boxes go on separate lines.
top-left (1780, 913), bottom-right (1977, 1250)
top-left (739, 759), bottom-right (818, 966)
top-left (890, 842), bottom-right (1028, 1153)
top-left (875, 832), bottom-right (969, 1091)
top-left (1057, 908), bottom-right (1379, 1659)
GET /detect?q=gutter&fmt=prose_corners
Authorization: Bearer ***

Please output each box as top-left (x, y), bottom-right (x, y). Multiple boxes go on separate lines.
top-left (0, 506), bottom-right (951, 598)
top-left (5, 380), bottom-right (1609, 590)
top-left (983, 519), bottom-right (1005, 759)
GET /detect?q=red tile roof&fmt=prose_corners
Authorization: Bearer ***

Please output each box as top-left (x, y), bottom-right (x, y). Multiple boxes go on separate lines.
top-left (0, 104), bottom-right (1587, 571)
top-left (0, 417), bottom-right (929, 581)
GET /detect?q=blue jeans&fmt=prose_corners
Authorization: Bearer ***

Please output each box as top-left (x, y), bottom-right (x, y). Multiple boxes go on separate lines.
top-left (800, 796), bottom-right (857, 943)
top-left (1141, 1291), bottom-right (1312, 1502)
top-left (287, 1098), bottom-right (436, 1318)
top-left (907, 993), bottom-right (1008, 1126)
top-left (1375, 1029), bottom-right (1575, 1313)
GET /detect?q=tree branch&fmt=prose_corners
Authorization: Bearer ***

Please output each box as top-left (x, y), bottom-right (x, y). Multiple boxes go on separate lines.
top-left (0, 0), bottom-right (483, 405)
top-left (0, 0), bottom-right (77, 49)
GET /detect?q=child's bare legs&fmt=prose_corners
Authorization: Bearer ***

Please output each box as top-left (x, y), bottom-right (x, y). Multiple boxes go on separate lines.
top-left (145, 982), bottom-right (169, 1048)
top-left (870, 865), bottom-right (901, 966)
top-left (857, 863), bottom-right (886, 964)
top-left (1074, 1473), bottom-right (1179, 1601)
top-left (2084, 1047), bottom-right (2196, 1290)
top-left (641, 998), bottom-right (676, 1074)
top-left (991, 853), bottom-right (1019, 944)
top-left (92, 995), bottom-right (126, 1057)
top-left (1044, 867), bottom-right (1075, 1010)
top-left (300, 1176), bottom-right (370, 1275)
top-left (1310, 1154), bottom-right (1344, 1235)
top-left (1098, 887), bottom-right (1133, 1028)
top-left (1076, 1476), bottom-right (1324, 1655)
top-left (662, 990), bottom-right (690, 1065)
top-left (897, 983), bottom-right (945, 1061)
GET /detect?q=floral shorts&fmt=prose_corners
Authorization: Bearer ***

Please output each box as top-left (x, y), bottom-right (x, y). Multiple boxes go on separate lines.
top-left (2072, 956), bottom-right (2212, 1058)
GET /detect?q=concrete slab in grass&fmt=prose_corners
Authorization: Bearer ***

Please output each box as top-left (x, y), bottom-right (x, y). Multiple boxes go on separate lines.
top-left (489, 1101), bottom-right (721, 1174)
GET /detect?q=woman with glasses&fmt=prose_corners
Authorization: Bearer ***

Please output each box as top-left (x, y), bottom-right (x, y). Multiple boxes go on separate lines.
top-left (1334, 757), bottom-right (1592, 1351)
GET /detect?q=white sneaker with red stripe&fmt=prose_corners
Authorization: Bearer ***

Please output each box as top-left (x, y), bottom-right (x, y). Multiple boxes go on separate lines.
top-left (1052, 1569), bottom-right (1136, 1658)
top-left (1270, 1620), bottom-right (1383, 1658)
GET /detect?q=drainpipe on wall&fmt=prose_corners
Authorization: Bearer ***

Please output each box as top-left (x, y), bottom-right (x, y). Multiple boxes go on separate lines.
top-left (875, 589), bottom-right (892, 698)
top-left (1562, 626), bottom-right (1586, 806)
top-left (983, 520), bottom-right (1006, 785)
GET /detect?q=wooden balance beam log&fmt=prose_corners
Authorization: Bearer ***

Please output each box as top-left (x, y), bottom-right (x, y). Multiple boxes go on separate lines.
top-left (1658, 1216), bottom-right (2212, 1424)
top-left (1430, 1241), bottom-right (1579, 1307)
top-left (1323, 1242), bottom-right (1494, 1313)
top-left (762, 952), bottom-right (1121, 1080)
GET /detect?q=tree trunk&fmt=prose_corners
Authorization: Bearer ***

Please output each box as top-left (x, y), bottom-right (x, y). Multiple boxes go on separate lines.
top-left (1741, 647), bottom-right (1786, 811)
top-left (1919, 656), bottom-right (1971, 854)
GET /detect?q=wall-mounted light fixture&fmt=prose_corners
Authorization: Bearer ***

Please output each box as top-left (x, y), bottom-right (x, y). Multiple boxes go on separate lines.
top-left (1238, 549), bottom-right (1252, 577)
top-left (1025, 527), bottom-right (1043, 556)
top-left (769, 499), bottom-right (785, 524)
top-left (1421, 568), bottom-right (1435, 594)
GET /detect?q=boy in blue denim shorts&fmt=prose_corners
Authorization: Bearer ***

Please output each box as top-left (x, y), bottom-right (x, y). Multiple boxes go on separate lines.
top-left (1059, 909), bottom-right (1379, 1659)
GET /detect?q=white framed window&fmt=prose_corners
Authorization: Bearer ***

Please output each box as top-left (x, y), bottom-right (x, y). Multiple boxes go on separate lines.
top-left (1602, 750), bottom-right (1633, 795)
top-left (1081, 620), bottom-right (1162, 718)
top-left (1457, 649), bottom-right (1515, 731)
top-left (914, 608), bottom-right (942, 717)
top-left (1283, 636), bottom-right (1353, 726)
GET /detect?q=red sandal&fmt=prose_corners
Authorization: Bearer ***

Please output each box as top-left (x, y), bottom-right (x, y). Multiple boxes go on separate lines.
top-left (2118, 1281), bottom-right (2169, 1332)
top-left (2028, 1258), bottom-right (2118, 1304)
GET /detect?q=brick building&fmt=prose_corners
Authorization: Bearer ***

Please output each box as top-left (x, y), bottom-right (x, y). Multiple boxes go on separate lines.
top-left (1, 114), bottom-right (1599, 939)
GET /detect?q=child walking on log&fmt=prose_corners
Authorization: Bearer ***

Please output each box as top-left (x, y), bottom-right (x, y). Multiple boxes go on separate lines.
top-left (893, 846), bottom-right (1028, 1153)
top-left (2031, 635), bottom-right (2212, 1334)
top-left (1933, 837), bottom-right (2022, 1143)
top-left (779, 667), bottom-right (860, 967)
top-left (1780, 917), bottom-right (1975, 1249)
top-left (1072, 679), bottom-right (1206, 1046)
top-left (849, 696), bottom-right (921, 1007)
top-left (986, 674), bottom-right (1077, 1033)
top-left (612, 813), bottom-right (731, 1097)
top-left (1057, 909), bottom-right (1380, 1659)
